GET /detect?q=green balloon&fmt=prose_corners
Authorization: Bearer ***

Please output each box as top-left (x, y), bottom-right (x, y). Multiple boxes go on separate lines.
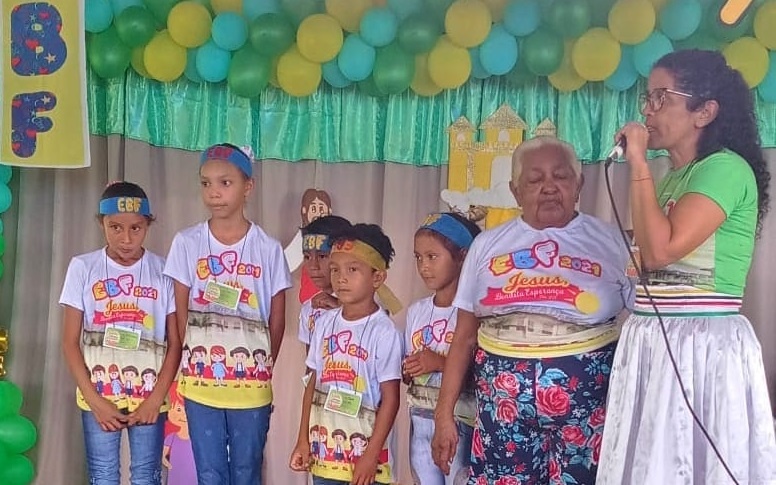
top-left (548, 0), bottom-right (591, 38)
top-left (397, 15), bottom-right (440, 55)
top-left (505, 52), bottom-right (537, 87)
top-left (0, 237), bottom-right (4, 257)
top-left (87, 27), bottom-right (131, 78)
top-left (373, 43), bottom-right (414, 95)
top-left (114, 6), bottom-right (156, 48)
top-left (0, 454), bottom-right (34, 485)
top-left (0, 262), bottom-right (4, 279)
top-left (281, 0), bottom-right (322, 26)
top-left (675, 31), bottom-right (722, 51)
top-left (228, 46), bottom-right (271, 98)
top-left (0, 416), bottom-right (37, 455)
top-left (588, 0), bottom-right (616, 27)
top-left (249, 13), bottom-right (295, 56)
top-left (424, 0), bottom-right (453, 29)
top-left (0, 184), bottom-right (11, 213)
top-left (0, 383), bottom-right (22, 418)
top-left (522, 28), bottom-right (564, 76)
top-left (0, 165), bottom-right (10, 184)
top-left (143, 0), bottom-right (179, 24)
top-left (358, 75), bottom-right (386, 97)
top-left (705, 0), bottom-right (753, 42)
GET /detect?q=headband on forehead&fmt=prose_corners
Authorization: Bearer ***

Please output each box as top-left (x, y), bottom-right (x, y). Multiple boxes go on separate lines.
top-left (200, 144), bottom-right (252, 177)
top-left (302, 233), bottom-right (332, 253)
top-left (331, 239), bottom-right (403, 315)
top-left (419, 213), bottom-right (474, 250)
top-left (99, 197), bottom-right (151, 216)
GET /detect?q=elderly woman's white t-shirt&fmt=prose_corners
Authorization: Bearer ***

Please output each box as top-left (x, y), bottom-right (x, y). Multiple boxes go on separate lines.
top-left (454, 214), bottom-right (633, 325)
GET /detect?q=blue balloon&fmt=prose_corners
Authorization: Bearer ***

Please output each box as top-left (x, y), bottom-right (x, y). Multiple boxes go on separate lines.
top-left (633, 32), bottom-right (673, 78)
top-left (605, 45), bottom-right (639, 91)
top-left (196, 41), bottom-right (232, 82)
top-left (757, 51), bottom-right (776, 104)
top-left (469, 48), bottom-right (490, 79)
top-left (110, 0), bottom-right (141, 15)
top-left (0, 165), bottom-right (10, 184)
top-left (323, 59), bottom-right (352, 88)
top-left (387, 0), bottom-right (422, 20)
top-left (504, 0), bottom-right (541, 37)
top-left (360, 8), bottom-right (399, 47)
top-left (212, 13), bottom-right (248, 51)
top-left (479, 24), bottom-right (518, 76)
top-left (243, 0), bottom-right (280, 20)
top-left (85, 0), bottom-right (114, 33)
top-left (338, 34), bottom-right (376, 82)
top-left (659, 0), bottom-right (702, 40)
top-left (185, 49), bottom-right (202, 83)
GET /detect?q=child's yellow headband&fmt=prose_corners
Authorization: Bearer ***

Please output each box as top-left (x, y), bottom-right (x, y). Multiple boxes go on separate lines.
top-left (331, 240), bottom-right (402, 315)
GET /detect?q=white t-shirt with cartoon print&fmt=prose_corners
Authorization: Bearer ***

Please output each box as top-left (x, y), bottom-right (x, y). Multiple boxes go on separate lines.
top-left (305, 307), bottom-right (402, 484)
top-left (298, 299), bottom-right (324, 346)
top-left (59, 248), bottom-right (175, 411)
top-left (404, 296), bottom-right (458, 389)
top-left (454, 214), bottom-right (633, 324)
top-left (164, 221), bottom-right (292, 409)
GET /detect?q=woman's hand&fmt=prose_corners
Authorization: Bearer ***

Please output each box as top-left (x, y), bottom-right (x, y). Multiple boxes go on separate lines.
top-left (616, 122), bottom-right (650, 173)
top-left (87, 397), bottom-right (128, 432)
top-left (431, 413), bottom-right (459, 475)
top-left (351, 452), bottom-right (378, 485)
top-left (289, 439), bottom-right (312, 472)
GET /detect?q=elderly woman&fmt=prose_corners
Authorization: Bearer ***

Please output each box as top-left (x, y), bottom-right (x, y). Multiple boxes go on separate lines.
top-left (597, 50), bottom-right (776, 484)
top-left (432, 136), bottom-right (633, 484)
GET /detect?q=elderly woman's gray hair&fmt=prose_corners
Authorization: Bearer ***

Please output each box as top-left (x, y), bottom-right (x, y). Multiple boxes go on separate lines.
top-left (511, 136), bottom-right (582, 182)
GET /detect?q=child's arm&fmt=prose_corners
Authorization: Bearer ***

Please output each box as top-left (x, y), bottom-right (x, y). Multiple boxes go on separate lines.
top-left (433, 309), bottom-right (478, 474)
top-left (289, 369), bottom-right (316, 471)
top-left (403, 350), bottom-right (446, 378)
top-left (173, 281), bottom-right (190, 343)
top-left (268, 290), bottom-right (286, 362)
top-left (351, 379), bottom-right (400, 485)
top-left (61, 306), bottom-right (127, 432)
top-left (129, 313), bottom-right (182, 425)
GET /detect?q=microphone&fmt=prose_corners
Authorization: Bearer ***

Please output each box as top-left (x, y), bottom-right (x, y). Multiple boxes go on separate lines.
top-left (604, 137), bottom-right (627, 168)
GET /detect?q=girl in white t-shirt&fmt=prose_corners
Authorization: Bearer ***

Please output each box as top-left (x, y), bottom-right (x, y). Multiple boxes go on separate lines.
top-left (290, 224), bottom-right (403, 485)
top-left (60, 181), bottom-right (182, 484)
top-left (403, 213), bottom-right (481, 485)
top-left (163, 143), bottom-right (292, 485)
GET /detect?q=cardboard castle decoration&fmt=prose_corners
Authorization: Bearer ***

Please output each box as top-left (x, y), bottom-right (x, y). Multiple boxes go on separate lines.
top-left (441, 105), bottom-right (557, 229)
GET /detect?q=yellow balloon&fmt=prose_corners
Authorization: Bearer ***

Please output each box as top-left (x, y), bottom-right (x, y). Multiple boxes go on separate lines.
top-left (211, 0), bottom-right (242, 14)
top-left (168, 1), bottom-right (212, 48)
top-left (131, 46), bottom-right (150, 78)
top-left (446, 0), bottom-right (492, 48)
top-left (277, 44), bottom-right (322, 96)
top-left (297, 14), bottom-right (344, 63)
top-left (572, 28), bottom-right (621, 81)
top-left (723, 37), bottom-right (770, 88)
top-left (608, 0), bottom-right (655, 45)
top-left (483, 0), bottom-right (508, 21)
top-left (325, 0), bottom-right (371, 32)
top-left (549, 41), bottom-right (586, 92)
top-left (144, 30), bottom-right (187, 82)
top-left (754, 1), bottom-right (776, 50)
top-left (427, 35), bottom-right (471, 89)
top-left (411, 54), bottom-right (443, 96)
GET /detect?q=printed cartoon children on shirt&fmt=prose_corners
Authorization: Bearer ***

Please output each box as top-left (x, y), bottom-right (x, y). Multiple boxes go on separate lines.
top-left (140, 368), bottom-right (157, 398)
top-left (331, 429), bottom-right (348, 465)
top-left (92, 364), bottom-right (107, 395)
top-left (192, 250), bottom-right (260, 309)
top-left (191, 346), bottom-right (208, 386)
top-left (252, 348), bottom-right (271, 386)
top-left (230, 347), bottom-right (251, 388)
top-left (348, 433), bottom-right (367, 464)
top-left (209, 346), bottom-right (228, 387)
top-left (123, 366), bottom-right (139, 403)
top-left (484, 239), bottom-right (603, 315)
top-left (180, 344), bottom-right (191, 376)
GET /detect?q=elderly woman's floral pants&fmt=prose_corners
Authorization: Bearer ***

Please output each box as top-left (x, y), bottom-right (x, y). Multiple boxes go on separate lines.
top-left (467, 342), bottom-right (616, 485)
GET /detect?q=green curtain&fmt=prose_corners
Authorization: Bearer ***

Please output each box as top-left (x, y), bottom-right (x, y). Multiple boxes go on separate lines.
top-left (87, 69), bottom-right (776, 165)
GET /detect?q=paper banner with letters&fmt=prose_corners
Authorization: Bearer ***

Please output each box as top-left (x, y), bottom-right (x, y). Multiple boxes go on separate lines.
top-left (1, 1), bottom-right (89, 168)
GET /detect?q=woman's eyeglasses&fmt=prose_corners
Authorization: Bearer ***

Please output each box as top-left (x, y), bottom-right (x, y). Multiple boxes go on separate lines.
top-left (638, 87), bottom-right (693, 113)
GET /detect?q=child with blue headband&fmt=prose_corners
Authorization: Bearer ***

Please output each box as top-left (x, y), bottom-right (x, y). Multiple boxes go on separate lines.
top-left (403, 212), bottom-right (481, 484)
top-left (164, 143), bottom-right (292, 485)
top-left (60, 181), bottom-right (182, 484)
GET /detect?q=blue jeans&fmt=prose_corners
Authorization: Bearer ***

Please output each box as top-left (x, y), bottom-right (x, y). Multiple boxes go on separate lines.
top-left (81, 411), bottom-right (166, 485)
top-left (410, 411), bottom-right (472, 485)
top-left (184, 399), bottom-right (271, 485)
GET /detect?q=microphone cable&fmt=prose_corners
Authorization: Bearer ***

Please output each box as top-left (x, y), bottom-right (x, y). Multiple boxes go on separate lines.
top-left (603, 156), bottom-right (740, 485)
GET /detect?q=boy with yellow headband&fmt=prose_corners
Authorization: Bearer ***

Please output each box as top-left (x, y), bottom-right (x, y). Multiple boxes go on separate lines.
top-left (290, 224), bottom-right (403, 485)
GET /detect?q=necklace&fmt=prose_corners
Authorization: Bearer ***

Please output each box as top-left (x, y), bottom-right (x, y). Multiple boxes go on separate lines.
top-left (327, 308), bottom-right (372, 391)
top-left (422, 297), bottom-right (456, 350)
top-left (206, 222), bottom-right (249, 284)
top-left (104, 248), bottom-right (143, 329)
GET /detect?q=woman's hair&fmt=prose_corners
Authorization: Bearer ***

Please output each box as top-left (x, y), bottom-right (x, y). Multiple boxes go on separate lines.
top-left (331, 223), bottom-right (395, 268)
top-left (415, 212), bottom-right (481, 261)
top-left (655, 49), bottom-right (770, 233)
top-left (301, 215), bottom-right (352, 238)
top-left (98, 181), bottom-right (155, 223)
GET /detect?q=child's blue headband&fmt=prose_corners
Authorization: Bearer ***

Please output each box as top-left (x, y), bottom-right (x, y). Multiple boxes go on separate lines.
top-left (302, 234), bottom-right (332, 253)
top-left (99, 197), bottom-right (151, 216)
top-left (200, 144), bottom-right (252, 178)
top-left (419, 213), bottom-right (474, 250)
